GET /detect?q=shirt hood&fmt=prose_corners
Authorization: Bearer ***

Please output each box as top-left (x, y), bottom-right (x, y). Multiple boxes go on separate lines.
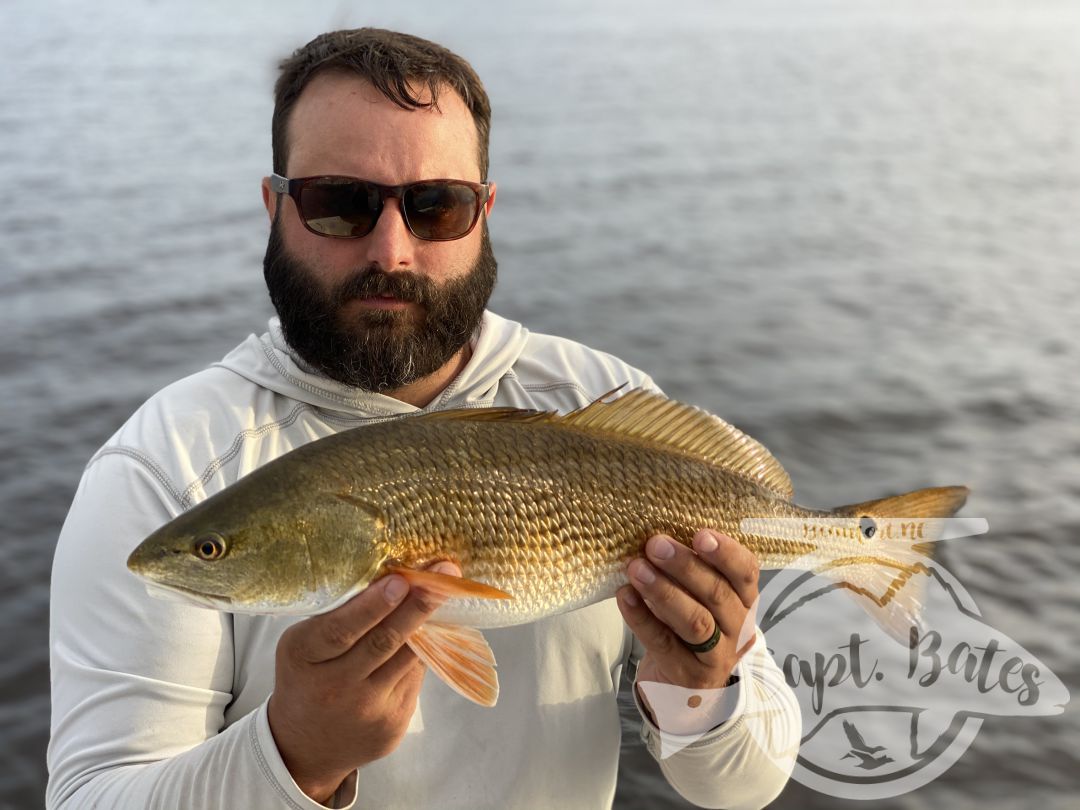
top-left (213, 311), bottom-right (530, 417)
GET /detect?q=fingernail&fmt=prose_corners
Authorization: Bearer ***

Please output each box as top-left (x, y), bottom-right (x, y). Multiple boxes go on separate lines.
top-left (431, 561), bottom-right (460, 576)
top-left (630, 559), bottom-right (656, 585)
top-left (620, 588), bottom-right (640, 608)
top-left (384, 576), bottom-right (408, 603)
top-left (648, 535), bottom-right (676, 560)
top-left (693, 531), bottom-right (719, 553)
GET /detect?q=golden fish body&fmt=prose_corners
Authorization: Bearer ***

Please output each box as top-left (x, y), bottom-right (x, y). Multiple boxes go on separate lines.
top-left (128, 390), bottom-right (969, 705)
top-left (357, 414), bottom-right (819, 629)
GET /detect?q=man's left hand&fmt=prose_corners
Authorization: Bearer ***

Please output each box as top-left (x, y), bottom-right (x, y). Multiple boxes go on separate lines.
top-left (616, 530), bottom-right (759, 706)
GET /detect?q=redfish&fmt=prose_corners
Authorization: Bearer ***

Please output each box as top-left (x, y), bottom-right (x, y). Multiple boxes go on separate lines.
top-left (127, 390), bottom-right (969, 706)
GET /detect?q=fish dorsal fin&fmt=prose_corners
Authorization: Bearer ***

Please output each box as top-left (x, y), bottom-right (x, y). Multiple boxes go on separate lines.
top-left (414, 389), bottom-right (793, 498)
top-left (563, 389), bottom-right (793, 498)
top-left (413, 406), bottom-right (553, 423)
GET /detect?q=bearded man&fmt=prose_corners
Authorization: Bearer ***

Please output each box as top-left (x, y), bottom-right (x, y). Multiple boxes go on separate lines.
top-left (48, 29), bottom-right (799, 810)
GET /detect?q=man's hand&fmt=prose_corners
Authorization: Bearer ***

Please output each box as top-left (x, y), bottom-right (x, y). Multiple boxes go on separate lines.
top-left (268, 560), bottom-right (461, 804)
top-left (616, 530), bottom-right (758, 713)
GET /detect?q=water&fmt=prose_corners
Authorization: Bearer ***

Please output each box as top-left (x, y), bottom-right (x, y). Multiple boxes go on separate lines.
top-left (3, 0), bottom-right (1079, 807)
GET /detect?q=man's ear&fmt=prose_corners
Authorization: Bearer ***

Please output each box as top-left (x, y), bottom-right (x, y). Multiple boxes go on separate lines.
top-left (261, 177), bottom-right (277, 222)
top-left (484, 182), bottom-right (497, 217)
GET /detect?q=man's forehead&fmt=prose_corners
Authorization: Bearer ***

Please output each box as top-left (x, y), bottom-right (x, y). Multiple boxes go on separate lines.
top-left (305, 69), bottom-right (445, 104)
top-left (290, 71), bottom-right (472, 133)
top-left (286, 71), bottom-right (479, 177)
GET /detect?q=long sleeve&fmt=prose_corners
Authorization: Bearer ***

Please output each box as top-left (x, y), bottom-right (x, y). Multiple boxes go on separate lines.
top-left (47, 451), bottom-right (357, 809)
top-left (630, 630), bottom-right (801, 809)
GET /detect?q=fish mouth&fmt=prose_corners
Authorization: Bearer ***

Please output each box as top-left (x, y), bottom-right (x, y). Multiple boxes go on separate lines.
top-left (141, 580), bottom-right (235, 611)
top-left (140, 579), bottom-right (325, 616)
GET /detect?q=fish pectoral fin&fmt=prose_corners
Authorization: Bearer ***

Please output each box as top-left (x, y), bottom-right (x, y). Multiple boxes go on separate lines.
top-left (407, 621), bottom-right (499, 707)
top-left (385, 566), bottom-right (512, 600)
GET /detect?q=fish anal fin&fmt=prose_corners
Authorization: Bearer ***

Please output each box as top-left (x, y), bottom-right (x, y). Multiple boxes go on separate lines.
top-left (407, 621), bottom-right (499, 707)
top-left (385, 565), bottom-right (512, 600)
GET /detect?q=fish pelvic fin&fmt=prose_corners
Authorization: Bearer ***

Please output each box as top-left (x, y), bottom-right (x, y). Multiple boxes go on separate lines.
top-left (407, 621), bottom-right (499, 707)
top-left (382, 566), bottom-right (506, 705)
top-left (385, 566), bottom-right (512, 600)
top-left (817, 485), bottom-right (972, 644)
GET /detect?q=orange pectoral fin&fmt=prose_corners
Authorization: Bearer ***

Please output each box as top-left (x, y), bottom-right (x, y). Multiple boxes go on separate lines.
top-left (407, 621), bottom-right (500, 707)
top-left (385, 565), bottom-right (512, 600)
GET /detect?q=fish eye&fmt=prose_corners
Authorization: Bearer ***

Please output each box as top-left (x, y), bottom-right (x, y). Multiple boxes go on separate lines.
top-left (194, 533), bottom-right (227, 561)
top-left (859, 516), bottom-right (877, 540)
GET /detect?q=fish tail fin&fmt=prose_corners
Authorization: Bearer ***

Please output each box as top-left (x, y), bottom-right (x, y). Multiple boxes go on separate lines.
top-left (832, 485), bottom-right (971, 525)
top-left (407, 621), bottom-right (499, 707)
top-left (817, 556), bottom-right (931, 645)
top-left (821, 485), bottom-right (976, 644)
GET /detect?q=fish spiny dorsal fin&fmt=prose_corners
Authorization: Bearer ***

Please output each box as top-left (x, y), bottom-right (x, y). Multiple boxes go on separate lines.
top-left (563, 389), bottom-right (794, 499)
top-left (413, 406), bottom-right (554, 423)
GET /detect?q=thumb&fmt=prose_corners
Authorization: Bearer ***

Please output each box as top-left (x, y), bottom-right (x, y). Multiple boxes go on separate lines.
top-left (426, 560), bottom-right (462, 577)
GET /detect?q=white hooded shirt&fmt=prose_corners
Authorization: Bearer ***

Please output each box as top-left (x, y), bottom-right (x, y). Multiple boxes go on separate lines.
top-left (48, 312), bottom-right (799, 810)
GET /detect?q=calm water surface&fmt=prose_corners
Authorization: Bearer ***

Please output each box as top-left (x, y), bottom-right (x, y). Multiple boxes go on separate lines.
top-left (2, 1), bottom-right (1079, 808)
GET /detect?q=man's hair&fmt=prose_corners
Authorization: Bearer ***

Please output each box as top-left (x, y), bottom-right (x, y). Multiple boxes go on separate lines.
top-left (272, 28), bottom-right (492, 180)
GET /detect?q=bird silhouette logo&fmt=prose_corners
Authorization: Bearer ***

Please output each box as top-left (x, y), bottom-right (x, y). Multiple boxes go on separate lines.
top-left (839, 720), bottom-right (894, 770)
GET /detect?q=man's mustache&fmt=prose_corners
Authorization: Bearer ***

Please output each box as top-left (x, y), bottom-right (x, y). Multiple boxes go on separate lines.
top-left (334, 267), bottom-right (436, 306)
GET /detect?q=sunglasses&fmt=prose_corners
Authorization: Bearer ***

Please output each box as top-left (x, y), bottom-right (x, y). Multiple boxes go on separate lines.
top-left (270, 173), bottom-right (491, 241)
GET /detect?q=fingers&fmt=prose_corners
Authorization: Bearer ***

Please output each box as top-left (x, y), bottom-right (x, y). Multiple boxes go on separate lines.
top-left (629, 535), bottom-right (729, 629)
top-left (291, 575), bottom-right (412, 664)
top-left (619, 530), bottom-right (761, 691)
top-left (635, 532), bottom-right (758, 637)
top-left (627, 549), bottom-right (719, 645)
top-left (690, 530), bottom-right (759, 609)
top-left (616, 584), bottom-right (699, 679)
top-left (290, 561), bottom-right (462, 668)
top-left (269, 559), bottom-right (463, 793)
top-left (368, 644), bottom-right (427, 694)
top-left (344, 560), bottom-right (463, 680)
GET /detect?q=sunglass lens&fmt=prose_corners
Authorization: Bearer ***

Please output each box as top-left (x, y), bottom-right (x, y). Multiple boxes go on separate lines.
top-left (299, 179), bottom-right (380, 237)
top-left (404, 183), bottom-right (480, 240)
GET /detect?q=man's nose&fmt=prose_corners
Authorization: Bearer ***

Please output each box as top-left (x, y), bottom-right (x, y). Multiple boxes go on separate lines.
top-left (359, 198), bottom-right (416, 270)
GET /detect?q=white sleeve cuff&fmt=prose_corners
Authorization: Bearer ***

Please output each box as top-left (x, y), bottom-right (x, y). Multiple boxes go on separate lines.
top-left (629, 630), bottom-right (801, 809)
top-left (633, 661), bottom-right (748, 752)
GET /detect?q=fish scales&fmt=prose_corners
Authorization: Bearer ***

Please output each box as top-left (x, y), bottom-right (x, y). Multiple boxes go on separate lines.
top-left (289, 414), bottom-right (821, 627)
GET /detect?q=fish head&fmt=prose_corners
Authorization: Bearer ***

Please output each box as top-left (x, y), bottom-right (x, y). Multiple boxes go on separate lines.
top-left (126, 478), bottom-right (388, 615)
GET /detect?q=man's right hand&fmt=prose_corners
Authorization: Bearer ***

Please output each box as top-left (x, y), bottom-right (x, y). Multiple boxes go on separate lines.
top-left (267, 560), bottom-right (461, 804)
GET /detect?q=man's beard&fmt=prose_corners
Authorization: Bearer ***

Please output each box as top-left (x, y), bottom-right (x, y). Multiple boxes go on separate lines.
top-left (263, 218), bottom-right (497, 393)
